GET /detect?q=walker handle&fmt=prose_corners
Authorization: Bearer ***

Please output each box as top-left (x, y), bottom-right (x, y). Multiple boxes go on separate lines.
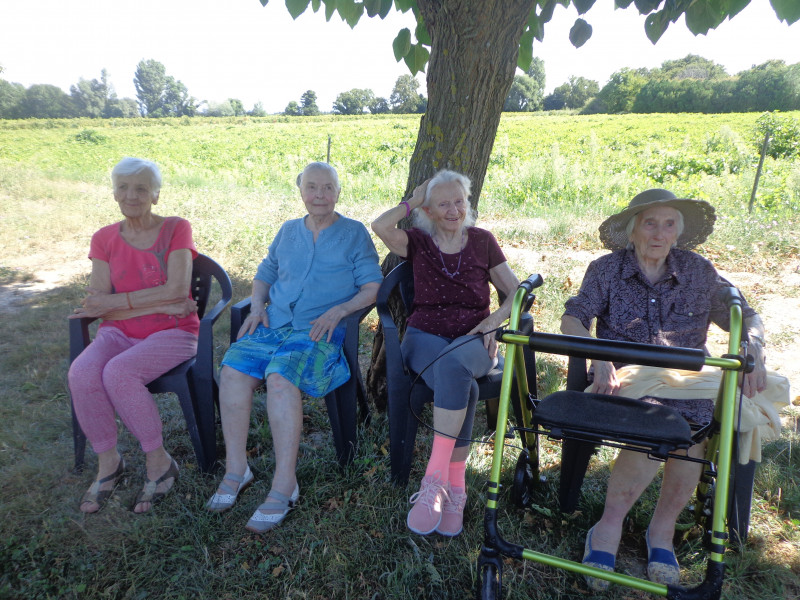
top-left (519, 274), bottom-right (544, 294)
top-left (717, 286), bottom-right (742, 309)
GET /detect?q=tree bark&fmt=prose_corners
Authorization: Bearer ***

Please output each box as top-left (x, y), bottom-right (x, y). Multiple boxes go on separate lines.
top-left (366, 0), bottom-right (534, 410)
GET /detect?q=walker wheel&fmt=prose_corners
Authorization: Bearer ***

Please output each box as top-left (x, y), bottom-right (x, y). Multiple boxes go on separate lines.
top-left (511, 449), bottom-right (535, 508)
top-left (477, 561), bottom-right (502, 600)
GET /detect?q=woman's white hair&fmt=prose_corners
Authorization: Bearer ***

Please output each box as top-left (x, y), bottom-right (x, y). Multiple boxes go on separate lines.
top-left (296, 162), bottom-right (341, 192)
top-left (412, 169), bottom-right (477, 235)
top-left (111, 157), bottom-right (162, 195)
top-left (625, 207), bottom-right (685, 249)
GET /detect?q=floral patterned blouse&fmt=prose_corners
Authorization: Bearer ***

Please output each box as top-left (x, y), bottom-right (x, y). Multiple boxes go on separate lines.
top-left (563, 248), bottom-right (756, 355)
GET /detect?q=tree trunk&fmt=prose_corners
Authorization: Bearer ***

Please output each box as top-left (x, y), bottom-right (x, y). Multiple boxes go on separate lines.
top-left (366, 0), bottom-right (534, 410)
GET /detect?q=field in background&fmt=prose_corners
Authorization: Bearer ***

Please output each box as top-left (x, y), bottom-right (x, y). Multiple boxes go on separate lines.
top-left (1, 113), bottom-right (798, 599)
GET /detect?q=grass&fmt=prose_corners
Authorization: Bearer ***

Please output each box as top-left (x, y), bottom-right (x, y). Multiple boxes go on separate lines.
top-left (0, 112), bottom-right (798, 599)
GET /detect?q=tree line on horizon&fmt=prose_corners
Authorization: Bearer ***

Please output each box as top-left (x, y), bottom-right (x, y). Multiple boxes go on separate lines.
top-left (1, 55), bottom-right (798, 120)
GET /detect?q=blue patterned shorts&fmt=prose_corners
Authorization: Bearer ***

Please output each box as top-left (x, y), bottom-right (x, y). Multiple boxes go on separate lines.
top-left (222, 325), bottom-right (350, 398)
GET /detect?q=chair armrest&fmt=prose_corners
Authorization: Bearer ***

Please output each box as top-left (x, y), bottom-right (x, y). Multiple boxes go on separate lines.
top-left (69, 316), bottom-right (99, 363)
top-left (230, 298), bottom-right (253, 345)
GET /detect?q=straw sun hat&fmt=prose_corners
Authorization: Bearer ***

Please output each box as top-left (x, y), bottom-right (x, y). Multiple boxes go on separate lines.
top-left (598, 189), bottom-right (717, 251)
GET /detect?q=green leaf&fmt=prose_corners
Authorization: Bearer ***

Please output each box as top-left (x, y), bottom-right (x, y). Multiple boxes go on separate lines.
top-left (324, 0), bottom-right (336, 21)
top-left (517, 29), bottom-right (535, 71)
top-left (633, 0), bottom-right (661, 13)
top-left (364, 0), bottom-right (381, 17)
top-left (644, 10), bottom-right (670, 43)
top-left (403, 43), bottom-right (430, 75)
top-left (415, 17), bottom-right (431, 46)
top-left (286, 0), bottom-right (310, 20)
top-left (684, 1), bottom-right (726, 35)
top-left (771, 0), bottom-right (800, 24)
top-left (259, 0), bottom-right (269, 7)
top-left (393, 28), bottom-right (412, 61)
top-left (395, 0), bottom-right (416, 13)
top-left (614, 0), bottom-right (634, 8)
top-left (572, 0), bottom-right (596, 15)
top-left (378, 0), bottom-right (393, 18)
top-left (337, 0), bottom-right (364, 28)
top-left (568, 18), bottom-right (593, 48)
top-left (539, 0), bottom-right (556, 23)
top-left (311, 0), bottom-right (321, 11)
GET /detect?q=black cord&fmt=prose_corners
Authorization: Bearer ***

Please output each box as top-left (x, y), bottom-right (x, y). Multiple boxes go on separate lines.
top-left (405, 325), bottom-right (522, 450)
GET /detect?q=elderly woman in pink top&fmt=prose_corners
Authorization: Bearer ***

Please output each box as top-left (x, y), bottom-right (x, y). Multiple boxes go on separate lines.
top-left (372, 170), bottom-right (519, 537)
top-left (68, 157), bottom-right (199, 514)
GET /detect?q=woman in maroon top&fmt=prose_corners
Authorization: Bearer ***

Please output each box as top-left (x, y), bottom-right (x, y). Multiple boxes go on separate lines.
top-left (561, 189), bottom-right (777, 589)
top-left (372, 170), bottom-right (519, 537)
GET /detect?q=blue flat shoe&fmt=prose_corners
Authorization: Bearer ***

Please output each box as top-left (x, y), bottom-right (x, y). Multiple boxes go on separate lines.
top-left (582, 525), bottom-right (616, 591)
top-left (646, 528), bottom-right (680, 585)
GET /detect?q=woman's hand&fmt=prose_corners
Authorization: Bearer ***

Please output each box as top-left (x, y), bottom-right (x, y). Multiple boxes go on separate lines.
top-left (309, 304), bottom-right (348, 343)
top-left (69, 288), bottom-right (116, 319)
top-left (467, 316), bottom-right (500, 359)
top-left (408, 178), bottom-right (431, 210)
top-left (741, 342), bottom-right (768, 398)
top-left (590, 359), bottom-right (620, 395)
top-left (162, 298), bottom-right (198, 318)
top-left (238, 306), bottom-right (269, 339)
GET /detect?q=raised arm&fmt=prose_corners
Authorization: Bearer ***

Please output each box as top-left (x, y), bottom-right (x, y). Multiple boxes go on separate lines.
top-left (371, 179), bottom-right (430, 257)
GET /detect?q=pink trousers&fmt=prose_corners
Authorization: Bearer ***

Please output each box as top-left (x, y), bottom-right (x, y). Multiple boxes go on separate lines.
top-left (68, 326), bottom-right (198, 454)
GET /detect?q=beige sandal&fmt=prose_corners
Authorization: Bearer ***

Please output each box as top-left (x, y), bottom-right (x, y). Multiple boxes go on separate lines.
top-left (80, 458), bottom-right (127, 513)
top-left (133, 459), bottom-right (179, 513)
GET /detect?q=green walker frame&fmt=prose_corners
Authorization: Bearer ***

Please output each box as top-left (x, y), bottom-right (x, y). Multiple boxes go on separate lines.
top-left (477, 276), bottom-right (752, 600)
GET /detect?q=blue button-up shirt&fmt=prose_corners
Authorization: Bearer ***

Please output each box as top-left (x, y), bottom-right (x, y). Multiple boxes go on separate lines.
top-left (255, 214), bottom-right (382, 330)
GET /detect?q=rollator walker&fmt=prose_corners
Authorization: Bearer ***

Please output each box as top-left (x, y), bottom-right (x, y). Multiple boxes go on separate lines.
top-left (477, 275), bottom-right (755, 600)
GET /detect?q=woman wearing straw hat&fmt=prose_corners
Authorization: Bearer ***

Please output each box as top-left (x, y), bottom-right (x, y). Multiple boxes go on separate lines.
top-left (561, 189), bottom-right (789, 590)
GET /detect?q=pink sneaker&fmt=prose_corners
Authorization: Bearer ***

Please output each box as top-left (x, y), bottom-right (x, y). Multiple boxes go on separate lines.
top-left (407, 473), bottom-right (448, 535)
top-left (436, 484), bottom-right (467, 537)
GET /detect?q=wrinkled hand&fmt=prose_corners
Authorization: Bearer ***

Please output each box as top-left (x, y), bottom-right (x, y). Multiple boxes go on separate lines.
top-left (409, 178), bottom-right (432, 210)
top-left (741, 344), bottom-right (767, 398)
top-left (238, 307), bottom-right (269, 339)
top-left (467, 318), bottom-right (499, 360)
top-left (164, 298), bottom-right (198, 318)
top-left (590, 359), bottom-right (620, 395)
top-left (309, 305), bottom-right (347, 343)
top-left (69, 288), bottom-right (112, 319)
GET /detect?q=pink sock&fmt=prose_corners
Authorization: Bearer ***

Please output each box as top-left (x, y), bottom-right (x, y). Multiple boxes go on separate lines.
top-left (424, 435), bottom-right (456, 482)
top-left (448, 459), bottom-right (467, 489)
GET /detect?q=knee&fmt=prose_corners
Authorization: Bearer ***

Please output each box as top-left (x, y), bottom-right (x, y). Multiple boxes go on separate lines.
top-left (266, 373), bottom-right (300, 399)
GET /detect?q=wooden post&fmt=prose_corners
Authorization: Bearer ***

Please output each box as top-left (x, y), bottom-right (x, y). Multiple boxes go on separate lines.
top-left (327, 135), bottom-right (331, 163)
top-left (749, 130), bottom-right (771, 213)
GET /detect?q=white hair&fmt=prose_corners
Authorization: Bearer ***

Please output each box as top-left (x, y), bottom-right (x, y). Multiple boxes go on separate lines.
top-left (296, 162), bottom-right (341, 192)
top-left (111, 157), bottom-right (162, 194)
top-left (412, 169), bottom-right (477, 235)
top-left (625, 206), bottom-right (685, 249)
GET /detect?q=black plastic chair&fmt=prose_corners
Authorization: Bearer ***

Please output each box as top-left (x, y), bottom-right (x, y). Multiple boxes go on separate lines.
top-left (229, 299), bottom-right (373, 467)
top-left (69, 254), bottom-right (232, 473)
top-left (557, 356), bottom-right (757, 544)
top-left (376, 261), bottom-right (537, 485)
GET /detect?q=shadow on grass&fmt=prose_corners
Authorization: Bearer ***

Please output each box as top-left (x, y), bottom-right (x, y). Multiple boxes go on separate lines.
top-left (0, 272), bottom-right (798, 599)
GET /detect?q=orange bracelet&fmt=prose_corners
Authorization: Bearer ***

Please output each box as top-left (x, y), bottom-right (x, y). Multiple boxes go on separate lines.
top-left (126, 292), bottom-right (133, 309)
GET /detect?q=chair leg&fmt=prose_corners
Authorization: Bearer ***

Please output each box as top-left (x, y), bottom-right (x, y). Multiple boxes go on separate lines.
top-left (558, 439), bottom-right (597, 513)
top-left (173, 383), bottom-right (210, 473)
top-left (71, 400), bottom-right (87, 473)
top-left (189, 373), bottom-right (218, 473)
top-left (325, 377), bottom-right (358, 467)
top-left (729, 459), bottom-right (757, 545)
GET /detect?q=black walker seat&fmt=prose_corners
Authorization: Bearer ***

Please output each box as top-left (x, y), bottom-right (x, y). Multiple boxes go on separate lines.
top-left (230, 298), bottom-right (373, 468)
top-left (69, 254), bottom-right (233, 473)
top-left (375, 261), bottom-right (537, 485)
top-left (533, 391), bottom-right (693, 459)
top-left (477, 277), bottom-right (751, 600)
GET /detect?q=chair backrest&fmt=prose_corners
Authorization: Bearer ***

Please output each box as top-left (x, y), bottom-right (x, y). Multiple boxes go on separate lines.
top-left (190, 254), bottom-right (233, 320)
top-left (376, 260), bottom-right (415, 324)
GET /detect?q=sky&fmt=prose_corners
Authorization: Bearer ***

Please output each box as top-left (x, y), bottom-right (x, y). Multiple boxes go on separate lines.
top-left (1, 0), bottom-right (799, 114)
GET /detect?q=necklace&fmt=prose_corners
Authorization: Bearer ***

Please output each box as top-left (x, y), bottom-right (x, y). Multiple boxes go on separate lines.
top-left (433, 231), bottom-right (465, 278)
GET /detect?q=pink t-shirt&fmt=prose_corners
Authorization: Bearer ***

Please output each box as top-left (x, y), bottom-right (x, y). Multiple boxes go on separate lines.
top-left (89, 216), bottom-right (200, 338)
top-left (405, 227), bottom-right (506, 339)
